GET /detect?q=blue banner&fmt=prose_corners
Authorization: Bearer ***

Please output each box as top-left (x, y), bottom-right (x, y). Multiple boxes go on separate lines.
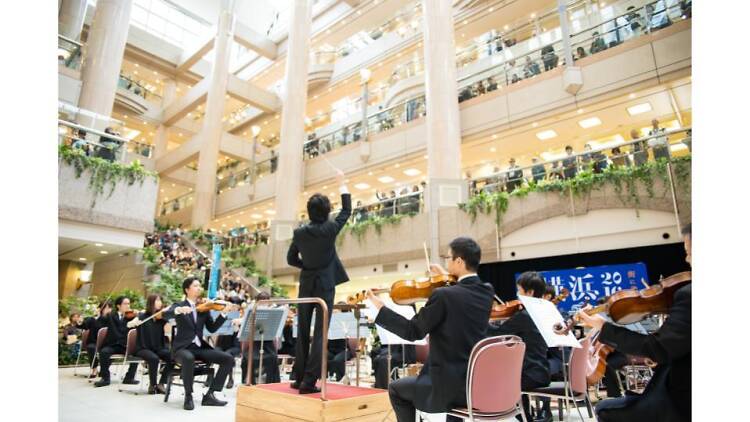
top-left (207, 243), bottom-right (222, 300)
top-left (517, 263), bottom-right (650, 313)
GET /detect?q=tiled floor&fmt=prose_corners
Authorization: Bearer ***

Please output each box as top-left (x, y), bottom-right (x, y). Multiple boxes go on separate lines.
top-left (59, 367), bottom-right (596, 421)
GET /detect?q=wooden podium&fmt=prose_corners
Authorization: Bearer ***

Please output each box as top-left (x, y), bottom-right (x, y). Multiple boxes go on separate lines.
top-left (235, 382), bottom-right (394, 422)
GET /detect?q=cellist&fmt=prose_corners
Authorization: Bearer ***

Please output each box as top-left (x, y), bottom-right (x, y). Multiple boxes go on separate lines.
top-left (576, 223), bottom-right (692, 422)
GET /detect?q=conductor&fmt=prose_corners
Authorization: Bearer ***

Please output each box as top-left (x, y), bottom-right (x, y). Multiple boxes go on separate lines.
top-left (287, 170), bottom-right (351, 394)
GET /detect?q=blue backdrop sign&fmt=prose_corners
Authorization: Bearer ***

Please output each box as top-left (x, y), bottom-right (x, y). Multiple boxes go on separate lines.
top-left (207, 243), bottom-right (222, 300)
top-left (517, 263), bottom-right (650, 313)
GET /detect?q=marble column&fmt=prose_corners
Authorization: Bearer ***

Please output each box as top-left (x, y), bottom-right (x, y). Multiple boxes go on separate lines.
top-left (270, 0), bottom-right (312, 243)
top-left (59, 0), bottom-right (88, 41)
top-left (153, 79), bottom-right (177, 159)
top-left (77, 0), bottom-right (133, 128)
top-left (191, 0), bottom-right (235, 228)
top-left (421, 0), bottom-right (466, 261)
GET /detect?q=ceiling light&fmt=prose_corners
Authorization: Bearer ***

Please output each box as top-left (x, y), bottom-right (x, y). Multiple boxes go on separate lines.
top-left (79, 257), bottom-right (87, 261)
top-left (251, 213), bottom-right (262, 219)
top-left (577, 108), bottom-right (584, 114)
top-left (578, 117), bottom-right (602, 128)
top-left (354, 182), bottom-right (371, 190)
top-left (490, 147), bottom-right (497, 153)
top-left (536, 130), bottom-right (558, 140)
top-left (99, 250), bottom-right (109, 255)
top-left (491, 134), bottom-right (498, 139)
top-left (403, 168), bottom-right (421, 176)
top-left (628, 93), bottom-right (636, 99)
top-left (378, 176), bottom-right (395, 183)
top-left (265, 210), bottom-right (276, 215)
top-left (531, 122), bottom-right (538, 128)
top-left (489, 7), bottom-right (494, 12)
top-left (368, 171), bottom-right (373, 176)
top-left (95, 243), bottom-right (103, 247)
top-left (134, 63), bottom-right (139, 67)
top-left (627, 102), bottom-right (652, 116)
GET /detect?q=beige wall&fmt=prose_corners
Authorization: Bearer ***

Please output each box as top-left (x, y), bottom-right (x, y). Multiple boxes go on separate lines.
top-left (59, 260), bottom-right (84, 299)
top-left (90, 253), bottom-right (147, 296)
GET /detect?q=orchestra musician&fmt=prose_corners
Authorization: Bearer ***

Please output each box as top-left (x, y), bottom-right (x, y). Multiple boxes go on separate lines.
top-left (239, 292), bottom-right (281, 385)
top-left (365, 237), bottom-right (494, 422)
top-left (286, 170), bottom-right (351, 394)
top-left (82, 301), bottom-right (111, 378)
top-left (126, 294), bottom-right (174, 394)
top-left (93, 296), bottom-right (139, 387)
top-left (161, 277), bottom-right (238, 410)
top-left (538, 285), bottom-right (565, 422)
top-left (487, 272), bottom-right (551, 421)
top-left (576, 223), bottom-right (692, 422)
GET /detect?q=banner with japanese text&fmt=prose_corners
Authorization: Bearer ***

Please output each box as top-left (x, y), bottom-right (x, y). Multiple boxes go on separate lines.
top-left (516, 263), bottom-right (650, 313)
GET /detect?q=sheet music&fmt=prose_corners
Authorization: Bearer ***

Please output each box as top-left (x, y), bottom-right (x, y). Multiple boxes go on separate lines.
top-left (203, 310), bottom-right (240, 337)
top-left (367, 297), bottom-right (427, 346)
top-left (238, 307), bottom-right (288, 341)
top-left (518, 296), bottom-right (581, 348)
top-left (328, 312), bottom-right (360, 340)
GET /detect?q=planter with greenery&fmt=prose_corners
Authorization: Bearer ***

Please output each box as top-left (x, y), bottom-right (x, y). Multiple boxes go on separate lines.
top-left (336, 212), bottom-right (418, 246)
top-left (59, 144), bottom-right (159, 207)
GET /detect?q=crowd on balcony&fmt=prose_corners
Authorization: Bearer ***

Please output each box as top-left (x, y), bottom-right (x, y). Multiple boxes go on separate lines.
top-left (64, 126), bottom-right (125, 162)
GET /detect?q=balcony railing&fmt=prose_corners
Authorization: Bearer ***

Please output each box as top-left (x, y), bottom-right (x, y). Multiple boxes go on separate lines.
top-left (58, 119), bottom-right (135, 164)
top-left (118, 74), bottom-right (162, 101)
top-left (466, 126), bottom-right (691, 196)
top-left (58, 34), bottom-right (82, 71)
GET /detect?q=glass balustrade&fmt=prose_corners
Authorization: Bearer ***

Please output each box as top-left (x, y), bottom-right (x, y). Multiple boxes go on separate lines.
top-left (58, 35), bottom-right (82, 71)
top-left (159, 191), bottom-right (194, 217)
top-left (58, 119), bottom-right (134, 164)
top-left (118, 74), bottom-right (163, 101)
top-left (215, 156), bottom-right (278, 193)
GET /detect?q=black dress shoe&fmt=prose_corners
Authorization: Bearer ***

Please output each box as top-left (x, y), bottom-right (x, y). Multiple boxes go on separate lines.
top-left (202, 392), bottom-right (228, 406)
top-left (226, 377), bottom-right (234, 389)
top-left (155, 384), bottom-right (166, 394)
top-left (533, 409), bottom-right (553, 422)
top-left (298, 383), bottom-right (321, 394)
top-left (184, 396), bottom-right (194, 411)
top-left (122, 378), bottom-right (140, 385)
top-left (94, 379), bottom-right (110, 387)
top-left (148, 385), bottom-right (157, 395)
top-left (290, 381), bottom-right (300, 389)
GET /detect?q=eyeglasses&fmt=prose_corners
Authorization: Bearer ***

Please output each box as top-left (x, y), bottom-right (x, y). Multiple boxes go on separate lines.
top-left (439, 254), bottom-right (456, 261)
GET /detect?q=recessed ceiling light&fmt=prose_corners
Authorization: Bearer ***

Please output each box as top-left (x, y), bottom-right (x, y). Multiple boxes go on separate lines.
top-left (577, 108), bottom-right (584, 114)
top-left (492, 134), bottom-right (498, 139)
top-left (628, 93), bottom-right (636, 99)
top-left (490, 147), bottom-right (497, 153)
top-left (354, 182), bottom-right (371, 190)
top-left (627, 102), bottom-right (652, 115)
top-left (578, 117), bottom-right (602, 128)
top-left (532, 122), bottom-right (538, 128)
top-left (251, 213), bottom-right (262, 219)
top-left (395, 163), bottom-right (400, 168)
top-left (95, 243), bottom-right (103, 247)
top-left (378, 176), bottom-right (395, 183)
top-left (99, 250), bottom-right (109, 255)
top-left (403, 168), bottom-right (421, 176)
top-left (79, 257), bottom-right (87, 261)
top-left (265, 210), bottom-right (276, 215)
top-left (367, 171), bottom-right (373, 176)
top-left (536, 130), bottom-right (558, 140)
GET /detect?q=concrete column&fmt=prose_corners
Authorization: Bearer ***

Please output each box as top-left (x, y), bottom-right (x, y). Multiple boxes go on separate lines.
top-left (59, 0), bottom-right (88, 41)
top-left (77, 0), bottom-right (133, 128)
top-left (272, 0), bottom-right (312, 226)
top-left (154, 79), bottom-right (177, 159)
top-left (191, 0), bottom-right (235, 228)
top-left (421, 0), bottom-right (466, 261)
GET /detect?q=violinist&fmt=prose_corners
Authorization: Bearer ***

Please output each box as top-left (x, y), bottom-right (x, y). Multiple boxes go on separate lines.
top-left (486, 272), bottom-right (551, 421)
top-left (538, 285), bottom-right (564, 422)
top-left (94, 296), bottom-right (139, 387)
top-left (126, 294), bottom-right (173, 394)
top-left (576, 223), bottom-right (692, 422)
top-left (365, 237), bottom-right (494, 422)
top-left (161, 277), bottom-right (238, 410)
top-left (286, 170), bottom-right (351, 394)
top-left (82, 301), bottom-right (111, 378)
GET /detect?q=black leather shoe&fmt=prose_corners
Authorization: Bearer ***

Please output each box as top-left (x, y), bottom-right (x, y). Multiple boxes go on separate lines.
top-left (148, 385), bottom-right (157, 395)
top-left (184, 396), bottom-right (194, 411)
top-left (122, 378), bottom-right (140, 385)
top-left (155, 384), bottom-right (166, 394)
top-left (94, 379), bottom-right (110, 387)
top-left (298, 383), bottom-right (321, 394)
top-left (202, 392), bottom-right (228, 406)
top-left (226, 377), bottom-right (234, 389)
top-left (290, 380), bottom-right (300, 389)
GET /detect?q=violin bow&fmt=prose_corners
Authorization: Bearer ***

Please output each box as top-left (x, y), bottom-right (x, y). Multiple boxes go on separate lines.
top-left (422, 241), bottom-right (430, 275)
top-left (101, 273), bottom-right (126, 310)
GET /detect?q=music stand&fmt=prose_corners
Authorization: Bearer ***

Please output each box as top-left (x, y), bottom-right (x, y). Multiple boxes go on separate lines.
top-left (203, 310), bottom-right (240, 337)
top-left (334, 303), bottom-right (366, 386)
top-left (239, 307), bottom-right (288, 384)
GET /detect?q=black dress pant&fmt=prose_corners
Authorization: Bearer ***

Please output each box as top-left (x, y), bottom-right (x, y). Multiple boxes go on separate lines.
top-left (99, 345), bottom-right (137, 381)
top-left (387, 376), bottom-right (463, 422)
top-left (294, 281), bottom-right (334, 386)
top-left (217, 345), bottom-right (241, 384)
top-left (328, 349), bottom-right (348, 381)
top-left (373, 347), bottom-right (415, 389)
top-left (174, 344), bottom-right (234, 395)
top-left (241, 351), bottom-right (280, 385)
top-left (134, 348), bottom-right (173, 386)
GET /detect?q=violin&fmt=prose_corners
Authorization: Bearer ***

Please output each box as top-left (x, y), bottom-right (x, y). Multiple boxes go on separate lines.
top-left (554, 271), bottom-right (691, 334)
top-left (347, 273), bottom-right (458, 306)
top-left (196, 298), bottom-right (233, 313)
top-left (490, 287), bottom-right (569, 321)
top-left (123, 310), bottom-right (138, 320)
top-left (585, 331), bottom-right (615, 385)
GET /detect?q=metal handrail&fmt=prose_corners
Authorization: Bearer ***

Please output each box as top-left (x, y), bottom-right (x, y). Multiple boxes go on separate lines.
top-left (245, 298), bottom-right (330, 400)
top-left (58, 119), bottom-right (132, 144)
top-left (58, 34), bottom-right (82, 48)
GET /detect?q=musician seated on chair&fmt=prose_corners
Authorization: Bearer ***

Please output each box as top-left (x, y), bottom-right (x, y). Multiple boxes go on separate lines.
top-left (487, 272), bottom-right (551, 422)
top-left (162, 277), bottom-right (238, 411)
top-left (576, 223), bottom-right (692, 422)
top-left (94, 296), bottom-right (139, 388)
top-left (366, 237), bottom-right (494, 422)
top-left (82, 301), bottom-right (111, 379)
top-left (126, 294), bottom-right (174, 395)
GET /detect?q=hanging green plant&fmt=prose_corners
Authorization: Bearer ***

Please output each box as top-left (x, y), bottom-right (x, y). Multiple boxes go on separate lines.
top-left (338, 212), bottom-right (417, 245)
top-left (59, 144), bottom-right (159, 207)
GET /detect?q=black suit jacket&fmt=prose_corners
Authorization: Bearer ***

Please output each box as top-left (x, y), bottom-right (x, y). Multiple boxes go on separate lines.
top-left (101, 312), bottom-right (135, 348)
top-left (287, 192), bottom-right (352, 292)
top-left (374, 275), bottom-right (494, 413)
top-left (487, 309), bottom-right (550, 387)
top-left (598, 284), bottom-right (691, 421)
top-left (162, 300), bottom-right (226, 352)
